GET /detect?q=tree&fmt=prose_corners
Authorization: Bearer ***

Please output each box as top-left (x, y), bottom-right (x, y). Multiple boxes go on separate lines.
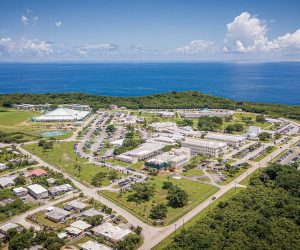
top-left (134, 226), bottom-right (142, 235)
top-left (256, 114), bottom-right (266, 123)
top-left (73, 163), bottom-right (82, 176)
top-left (106, 124), bottom-right (116, 133)
top-left (162, 181), bottom-right (173, 190)
top-left (86, 215), bottom-right (103, 226)
top-left (107, 169), bottom-right (118, 181)
top-left (91, 172), bottom-right (107, 187)
top-left (127, 182), bottom-right (156, 203)
top-left (148, 168), bottom-right (158, 176)
top-left (166, 185), bottom-right (189, 208)
top-left (9, 231), bottom-right (34, 250)
top-left (149, 203), bottom-right (168, 220)
top-left (258, 132), bottom-right (271, 141)
top-left (198, 116), bottom-right (223, 131)
top-left (14, 176), bottom-right (26, 186)
top-left (115, 234), bottom-right (142, 250)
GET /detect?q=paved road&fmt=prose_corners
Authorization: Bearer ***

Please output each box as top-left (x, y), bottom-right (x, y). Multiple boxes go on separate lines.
top-left (6, 119), bottom-right (298, 250)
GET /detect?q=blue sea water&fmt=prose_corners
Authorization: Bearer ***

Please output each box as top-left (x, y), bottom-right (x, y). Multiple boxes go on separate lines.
top-left (0, 62), bottom-right (299, 105)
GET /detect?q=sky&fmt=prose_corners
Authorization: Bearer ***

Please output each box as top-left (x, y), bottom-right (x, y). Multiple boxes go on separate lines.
top-left (0, 0), bottom-right (300, 61)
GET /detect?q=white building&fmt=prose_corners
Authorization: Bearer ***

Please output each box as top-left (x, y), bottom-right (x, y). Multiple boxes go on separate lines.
top-left (27, 184), bottom-right (48, 199)
top-left (13, 187), bottom-right (28, 197)
top-left (145, 147), bottom-right (191, 170)
top-left (91, 222), bottom-right (131, 243)
top-left (247, 126), bottom-right (261, 140)
top-left (108, 104), bottom-right (118, 110)
top-left (0, 163), bottom-right (7, 171)
top-left (64, 104), bottom-right (91, 111)
top-left (149, 122), bottom-right (177, 131)
top-left (70, 220), bottom-right (92, 231)
top-left (182, 138), bottom-right (227, 157)
top-left (46, 207), bottom-right (71, 222)
top-left (204, 133), bottom-right (246, 147)
top-left (33, 107), bottom-right (89, 122)
top-left (0, 177), bottom-right (15, 189)
top-left (81, 240), bottom-right (112, 250)
top-left (180, 109), bottom-right (233, 118)
top-left (116, 142), bottom-right (165, 163)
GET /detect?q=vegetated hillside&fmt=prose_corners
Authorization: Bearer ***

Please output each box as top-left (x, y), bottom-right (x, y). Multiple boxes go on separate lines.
top-left (0, 91), bottom-right (300, 119)
top-left (164, 164), bottom-right (300, 250)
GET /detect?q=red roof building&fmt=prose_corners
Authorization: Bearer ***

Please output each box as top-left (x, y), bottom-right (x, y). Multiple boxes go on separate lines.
top-left (30, 169), bottom-right (47, 177)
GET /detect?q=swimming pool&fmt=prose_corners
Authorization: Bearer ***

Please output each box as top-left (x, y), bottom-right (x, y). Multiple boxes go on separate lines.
top-left (41, 131), bottom-right (67, 137)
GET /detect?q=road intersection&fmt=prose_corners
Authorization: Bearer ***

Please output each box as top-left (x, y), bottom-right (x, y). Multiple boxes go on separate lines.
top-left (3, 114), bottom-right (298, 250)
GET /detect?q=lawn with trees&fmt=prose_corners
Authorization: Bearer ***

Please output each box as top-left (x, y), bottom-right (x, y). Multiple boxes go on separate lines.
top-left (22, 141), bottom-right (114, 186)
top-left (100, 176), bottom-right (219, 225)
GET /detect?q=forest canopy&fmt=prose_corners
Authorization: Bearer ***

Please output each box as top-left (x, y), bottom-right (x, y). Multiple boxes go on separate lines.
top-left (1, 91), bottom-right (300, 120)
top-left (164, 164), bottom-right (300, 250)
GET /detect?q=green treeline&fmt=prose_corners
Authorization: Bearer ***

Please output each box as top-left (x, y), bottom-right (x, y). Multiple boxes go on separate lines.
top-left (1, 91), bottom-right (300, 120)
top-left (164, 164), bottom-right (300, 250)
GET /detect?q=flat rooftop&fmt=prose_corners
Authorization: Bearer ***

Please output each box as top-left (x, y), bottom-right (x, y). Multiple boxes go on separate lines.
top-left (205, 133), bottom-right (246, 141)
top-left (183, 138), bottom-right (227, 148)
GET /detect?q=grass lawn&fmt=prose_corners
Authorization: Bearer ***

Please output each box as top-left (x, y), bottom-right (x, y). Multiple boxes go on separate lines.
top-left (70, 236), bottom-right (94, 248)
top-left (0, 109), bottom-right (40, 126)
top-left (106, 158), bottom-right (130, 167)
top-left (22, 141), bottom-right (115, 186)
top-left (100, 175), bottom-right (219, 225)
top-left (152, 187), bottom-right (244, 250)
top-left (130, 161), bottom-right (145, 171)
top-left (0, 109), bottom-right (54, 141)
top-left (220, 165), bottom-right (250, 185)
top-left (182, 168), bottom-right (204, 177)
top-left (253, 146), bottom-right (277, 162)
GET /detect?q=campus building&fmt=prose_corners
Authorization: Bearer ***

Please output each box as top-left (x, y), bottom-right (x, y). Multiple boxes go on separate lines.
top-left (204, 133), bottom-right (246, 147)
top-left (182, 138), bottom-right (227, 157)
top-left (64, 104), bottom-right (91, 111)
top-left (33, 107), bottom-right (90, 122)
top-left (180, 109), bottom-right (233, 118)
top-left (116, 142), bottom-right (165, 163)
top-left (145, 147), bottom-right (191, 170)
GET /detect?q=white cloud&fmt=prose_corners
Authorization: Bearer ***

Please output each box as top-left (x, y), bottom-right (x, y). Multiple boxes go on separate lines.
top-left (77, 43), bottom-right (119, 55)
top-left (0, 37), bottom-right (53, 56)
top-left (54, 21), bottom-right (62, 28)
top-left (223, 11), bottom-right (300, 54)
top-left (21, 15), bottom-right (29, 25)
top-left (130, 44), bottom-right (156, 54)
top-left (175, 40), bottom-right (216, 54)
top-left (224, 12), bottom-right (268, 52)
top-left (20, 10), bottom-right (38, 26)
top-left (22, 39), bottom-right (53, 55)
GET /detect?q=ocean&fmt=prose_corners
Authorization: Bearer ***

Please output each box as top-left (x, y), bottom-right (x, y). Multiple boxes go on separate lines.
top-left (0, 62), bottom-right (299, 105)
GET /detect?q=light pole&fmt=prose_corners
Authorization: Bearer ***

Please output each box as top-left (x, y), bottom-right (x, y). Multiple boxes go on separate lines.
top-left (175, 224), bottom-right (177, 236)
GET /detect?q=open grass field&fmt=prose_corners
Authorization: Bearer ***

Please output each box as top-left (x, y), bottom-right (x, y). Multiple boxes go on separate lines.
top-left (23, 141), bottom-right (116, 186)
top-left (152, 187), bottom-right (244, 250)
top-left (0, 109), bottom-right (40, 126)
top-left (0, 109), bottom-right (75, 141)
top-left (182, 168), bottom-right (204, 177)
top-left (100, 175), bottom-right (219, 225)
